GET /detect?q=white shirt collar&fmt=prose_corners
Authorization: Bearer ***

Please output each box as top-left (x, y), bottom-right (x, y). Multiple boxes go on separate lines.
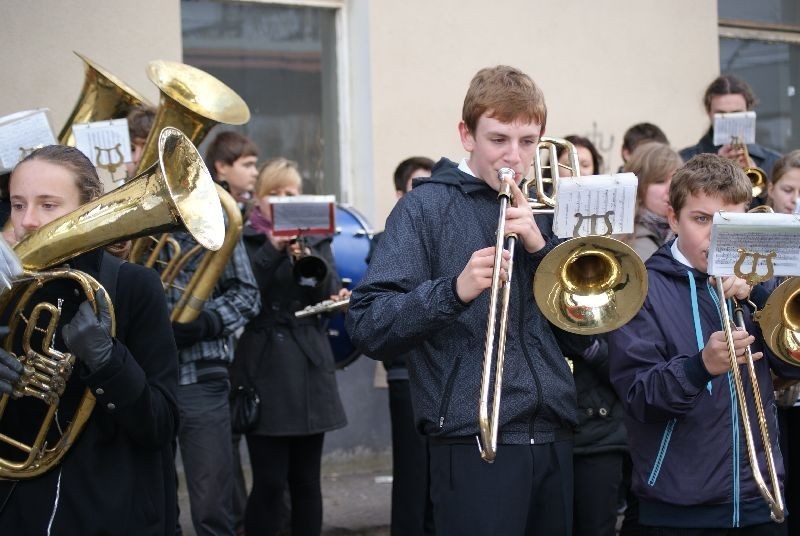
top-left (458, 157), bottom-right (476, 177)
top-left (670, 237), bottom-right (695, 270)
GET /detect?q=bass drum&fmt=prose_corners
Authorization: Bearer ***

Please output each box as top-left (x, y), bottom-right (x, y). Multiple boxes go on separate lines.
top-left (330, 204), bottom-right (373, 369)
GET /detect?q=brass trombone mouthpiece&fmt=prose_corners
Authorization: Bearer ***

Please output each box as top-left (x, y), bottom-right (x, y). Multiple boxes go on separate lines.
top-left (497, 167), bottom-right (515, 182)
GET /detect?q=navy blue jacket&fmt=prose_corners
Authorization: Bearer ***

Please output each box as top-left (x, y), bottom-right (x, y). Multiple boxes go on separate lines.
top-left (608, 240), bottom-right (799, 528)
top-left (347, 158), bottom-right (576, 444)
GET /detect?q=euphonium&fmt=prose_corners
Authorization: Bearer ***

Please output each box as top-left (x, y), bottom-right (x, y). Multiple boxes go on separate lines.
top-left (58, 52), bottom-right (151, 146)
top-left (0, 127), bottom-right (224, 479)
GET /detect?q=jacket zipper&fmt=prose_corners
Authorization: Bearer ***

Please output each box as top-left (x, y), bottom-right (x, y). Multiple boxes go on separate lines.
top-left (437, 350), bottom-right (463, 429)
top-left (518, 282), bottom-right (542, 441)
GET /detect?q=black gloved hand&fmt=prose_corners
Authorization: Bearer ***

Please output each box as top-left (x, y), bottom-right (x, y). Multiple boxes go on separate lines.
top-left (0, 347), bottom-right (22, 396)
top-left (171, 310), bottom-right (223, 350)
top-left (62, 290), bottom-right (114, 373)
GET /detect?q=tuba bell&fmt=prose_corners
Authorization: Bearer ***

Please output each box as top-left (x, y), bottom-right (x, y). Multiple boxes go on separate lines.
top-left (58, 52), bottom-right (151, 147)
top-left (126, 60), bottom-right (250, 322)
top-left (132, 60), bottom-right (251, 176)
top-left (0, 127), bottom-right (224, 479)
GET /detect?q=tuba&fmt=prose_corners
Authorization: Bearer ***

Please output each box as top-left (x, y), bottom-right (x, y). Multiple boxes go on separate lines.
top-left (132, 60), bottom-right (250, 176)
top-left (0, 128), bottom-right (224, 479)
top-left (58, 52), bottom-right (151, 146)
top-left (127, 60), bottom-right (250, 321)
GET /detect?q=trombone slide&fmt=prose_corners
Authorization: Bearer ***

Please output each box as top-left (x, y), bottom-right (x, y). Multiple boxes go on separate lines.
top-left (716, 277), bottom-right (785, 523)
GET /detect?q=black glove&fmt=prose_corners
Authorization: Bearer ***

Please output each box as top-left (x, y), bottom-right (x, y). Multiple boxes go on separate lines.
top-left (62, 290), bottom-right (114, 373)
top-left (0, 347), bottom-right (22, 395)
top-left (171, 310), bottom-right (223, 350)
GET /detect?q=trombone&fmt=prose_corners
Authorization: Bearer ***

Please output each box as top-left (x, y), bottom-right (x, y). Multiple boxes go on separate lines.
top-left (714, 264), bottom-right (785, 523)
top-left (478, 138), bottom-right (648, 462)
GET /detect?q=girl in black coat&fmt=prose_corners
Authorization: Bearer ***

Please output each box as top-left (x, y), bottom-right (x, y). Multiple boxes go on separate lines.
top-left (0, 146), bottom-right (179, 535)
top-left (232, 158), bottom-right (347, 535)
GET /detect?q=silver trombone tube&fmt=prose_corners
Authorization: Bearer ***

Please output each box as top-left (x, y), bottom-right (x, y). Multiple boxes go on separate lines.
top-left (477, 168), bottom-right (517, 463)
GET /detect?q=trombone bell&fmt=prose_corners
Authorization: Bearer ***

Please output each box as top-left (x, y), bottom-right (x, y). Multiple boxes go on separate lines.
top-left (533, 236), bottom-right (647, 335)
top-left (755, 277), bottom-right (800, 366)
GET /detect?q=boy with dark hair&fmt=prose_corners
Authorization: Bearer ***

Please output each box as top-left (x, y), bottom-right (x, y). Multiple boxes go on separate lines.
top-left (205, 131), bottom-right (259, 208)
top-left (347, 65), bottom-right (576, 534)
top-left (622, 122), bottom-right (669, 164)
top-left (608, 153), bottom-right (799, 534)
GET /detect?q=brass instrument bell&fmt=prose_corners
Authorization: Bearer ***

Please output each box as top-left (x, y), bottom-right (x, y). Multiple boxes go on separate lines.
top-left (58, 52), bottom-right (151, 146)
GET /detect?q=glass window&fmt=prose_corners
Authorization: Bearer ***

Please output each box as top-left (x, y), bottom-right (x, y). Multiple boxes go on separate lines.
top-left (718, 0), bottom-right (800, 152)
top-left (718, 0), bottom-right (800, 26)
top-left (719, 38), bottom-right (800, 152)
top-left (182, 0), bottom-right (340, 195)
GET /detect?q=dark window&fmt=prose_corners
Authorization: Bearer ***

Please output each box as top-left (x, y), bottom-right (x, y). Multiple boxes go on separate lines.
top-left (182, 0), bottom-right (340, 195)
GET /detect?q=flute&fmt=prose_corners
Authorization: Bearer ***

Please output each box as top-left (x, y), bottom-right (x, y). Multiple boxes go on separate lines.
top-left (294, 298), bottom-right (350, 318)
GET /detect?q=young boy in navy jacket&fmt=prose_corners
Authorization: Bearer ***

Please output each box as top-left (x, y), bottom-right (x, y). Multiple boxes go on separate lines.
top-left (609, 153), bottom-right (800, 534)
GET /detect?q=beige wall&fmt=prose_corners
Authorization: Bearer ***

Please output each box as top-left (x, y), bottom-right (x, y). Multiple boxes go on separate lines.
top-left (361, 0), bottom-right (721, 228)
top-left (1, 0), bottom-right (721, 233)
top-left (1, 1), bottom-right (182, 130)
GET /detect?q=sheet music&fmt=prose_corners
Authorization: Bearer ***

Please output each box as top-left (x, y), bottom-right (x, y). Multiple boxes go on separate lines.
top-left (72, 119), bottom-right (132, 166)
top-left (552, 173), bottom-right (637, 238)
top-left (0, 109), bottom-right (56, 171)
top-left (268, 195), bottom-right (336, 236)
top-left (713, 111), bottom-right (756, 146)
top-left (708, 212), bottom-right (800, 277)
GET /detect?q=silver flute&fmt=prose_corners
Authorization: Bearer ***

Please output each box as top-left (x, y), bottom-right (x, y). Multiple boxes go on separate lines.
top-left (294, 298), bottom-right (350, 318)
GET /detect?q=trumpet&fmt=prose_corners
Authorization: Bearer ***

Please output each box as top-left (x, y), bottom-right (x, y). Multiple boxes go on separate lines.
top-left (291, 237), bottom-right (330, 288)
top-left (295, 298), bottom-right (350, 318)
top-left (731, 135), bottom-right (767, 198)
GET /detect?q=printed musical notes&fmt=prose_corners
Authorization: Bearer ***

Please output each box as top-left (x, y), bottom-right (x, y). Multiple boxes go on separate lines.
top-left (552, 173), bottom-right (638, 239)
top-left (0, 109), bottom-right (56, 171)
top-left (708, 212), bottom-right (800, 277)
top-left (713, 111), bottom-right (756, 146)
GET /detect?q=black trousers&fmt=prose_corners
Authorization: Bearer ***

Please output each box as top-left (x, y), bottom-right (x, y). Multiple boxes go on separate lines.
top-left (639, 523), bottom-right (786, 535)
top-left (244, 433), bottom-right (325, 536)
top-left (779, 406), bottom-right (800, 535)
top-left (429, 440), bottom-right (573, 535)
top-left (573, 452), bottom-right (623, 536)
top-left (388, 379), bottom-right (435, 535)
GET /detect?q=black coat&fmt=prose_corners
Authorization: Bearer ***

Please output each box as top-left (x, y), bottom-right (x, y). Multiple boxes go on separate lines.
top-left (568, 337), bottom-right (627, 455)
top-left (232, 226), bottom-right (347, 436)
top-left (680, 129), bottom-right (782, 206)
top-left (0, 250), bottom-right (179, 535)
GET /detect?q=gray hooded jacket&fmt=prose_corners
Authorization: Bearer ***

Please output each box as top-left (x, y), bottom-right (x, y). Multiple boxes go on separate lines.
top-left (347, 158), bottom-right (577, 444)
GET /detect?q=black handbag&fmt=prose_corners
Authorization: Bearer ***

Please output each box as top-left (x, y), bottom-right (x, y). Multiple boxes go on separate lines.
top-left (230, 385), bottom-right (260, 434)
